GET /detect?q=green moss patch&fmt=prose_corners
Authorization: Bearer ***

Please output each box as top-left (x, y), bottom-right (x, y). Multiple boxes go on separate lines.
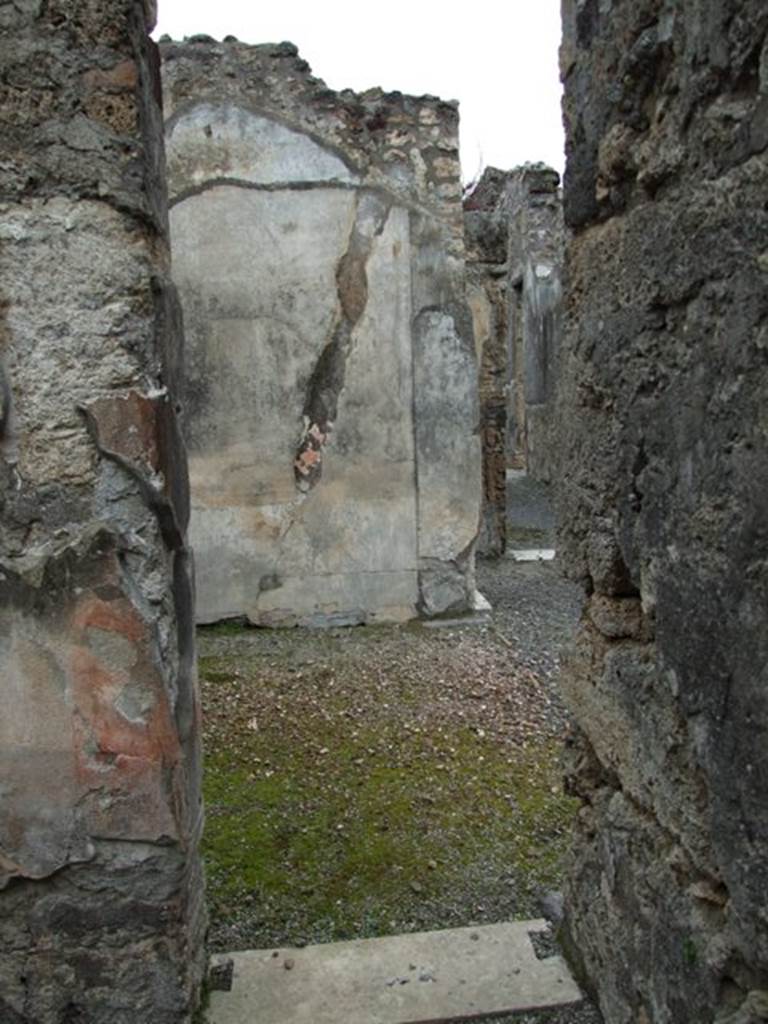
top-left (197, 623), bottom-right (577, 950)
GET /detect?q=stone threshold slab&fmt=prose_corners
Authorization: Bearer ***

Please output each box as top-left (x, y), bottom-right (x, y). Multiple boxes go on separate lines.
top-left (207, 920), bottom-right (583, 1024)
top-left (508, 549), bottom-right (556, 562)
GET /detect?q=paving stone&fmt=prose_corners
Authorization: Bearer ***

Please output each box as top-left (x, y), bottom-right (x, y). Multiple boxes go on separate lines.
top-left (207, 921), bottom-right (583, 1024)
top-left (508, 549), bottom-right (556, 562)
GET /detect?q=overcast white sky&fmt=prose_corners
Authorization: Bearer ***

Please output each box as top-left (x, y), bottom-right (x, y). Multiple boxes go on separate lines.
top-left (153, 1), bottom-right (565, 182)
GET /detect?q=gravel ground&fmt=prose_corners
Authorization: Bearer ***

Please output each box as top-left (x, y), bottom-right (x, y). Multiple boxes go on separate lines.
top-left (197, 474), bottom-right (602, 1022)
top-left (460, 559), bottom-right (601, 1024)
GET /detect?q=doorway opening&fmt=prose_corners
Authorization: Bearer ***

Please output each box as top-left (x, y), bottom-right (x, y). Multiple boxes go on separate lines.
top-left (160, 25), bottom-right (593, 1024)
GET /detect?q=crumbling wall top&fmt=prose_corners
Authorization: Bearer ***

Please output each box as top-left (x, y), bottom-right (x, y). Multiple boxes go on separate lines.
top-left (160, 38), bottom-right (462, 224)
top-left (463, 163), bottom-right (563, 269)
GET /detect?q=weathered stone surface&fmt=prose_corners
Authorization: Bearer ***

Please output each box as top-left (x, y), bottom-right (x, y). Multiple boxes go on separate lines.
top-left (0, 3), bottom-right (205, 1021)
top-left (506, 165), bottom-right (563, 483)
top-left (465, 164), bottom-right (563, 555)
top-left (206, 921), bottom-right (582, 1024)
top-left (716, 991), bottom-right (768, 1024)
top-left (557, 2), bottom-right (768, 1022)
top-left (162, 40), bottom-right (481, 624)
top-left (465, 168), bottom-right (512, 558)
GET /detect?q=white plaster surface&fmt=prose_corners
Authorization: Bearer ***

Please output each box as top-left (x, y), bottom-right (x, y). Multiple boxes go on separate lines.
top-left (168, 105), bottom-right (480, 624)
top-left (167, 103), bottom-right (359, 192)
top-left (413, 310), bottom-right (482, 562)
top-left (171, 176), bottom-right (419, 624)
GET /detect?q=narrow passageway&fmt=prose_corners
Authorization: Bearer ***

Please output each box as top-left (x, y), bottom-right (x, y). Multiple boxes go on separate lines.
top-left (197, 476), bottom-right (603, 1022)
top-left (5, 2), bottom-right (763, 1019)
top-left (505, 470), bottom-right (557, 552)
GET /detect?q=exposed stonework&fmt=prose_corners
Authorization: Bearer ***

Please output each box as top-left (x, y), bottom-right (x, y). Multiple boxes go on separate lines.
top-left (161, 39), bottom-right (481, 626)
top-left (465, 168), bottom-right (512, 557)
top-left (557, 2), bottom-right (768, 1022)
top-left (0, 3), bottom-right (205, 1021)
top-left (465, 164), bottom-right (563, 555)
top-left (506, 165), bottom-right (563, 483)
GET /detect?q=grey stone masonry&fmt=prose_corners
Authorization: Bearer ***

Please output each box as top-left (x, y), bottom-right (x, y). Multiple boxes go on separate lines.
top-left (161, 39), bottom-right (482, 626)
top-left (505, 164), bottom-right (563, 484)
top-left (465, 164), bottom-right (563, 556)
top-left (556, 1), bottom-right (768, 1022)
top-left (0, 2), bottom-right (206, 1021)
top-left (465, 167), bottom-right (512, 557)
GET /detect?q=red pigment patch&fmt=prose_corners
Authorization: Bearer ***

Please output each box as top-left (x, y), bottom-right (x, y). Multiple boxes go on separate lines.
top-left (83, 391), bottom-right (160, 472)
top-left (69, 588), bottom-right (182, 840)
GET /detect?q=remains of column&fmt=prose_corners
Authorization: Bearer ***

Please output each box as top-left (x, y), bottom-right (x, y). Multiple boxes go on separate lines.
top-left (0, 3), bottom-right (206, 1021)
top-left (161, 40), bottom-right (482, 625)
top-left (557, 1), bottom-right (768, 1021)
top-left (506, 165), bottom-right (563, 484)
top-left (465, 164), bottom-right (563, 556)
top-left (465, 168), bottom-right (512, 557)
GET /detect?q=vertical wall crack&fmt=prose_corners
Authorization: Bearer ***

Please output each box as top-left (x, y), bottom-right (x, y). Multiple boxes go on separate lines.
top-left (294, 190), bottom-right (391, 490)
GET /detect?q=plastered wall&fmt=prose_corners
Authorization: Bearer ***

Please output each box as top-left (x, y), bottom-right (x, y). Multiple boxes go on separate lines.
top-left (162, 39), bottom-right (482, 626)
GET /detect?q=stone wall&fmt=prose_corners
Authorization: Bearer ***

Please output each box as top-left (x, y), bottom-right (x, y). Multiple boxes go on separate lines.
top-left (0, 3), bottom-right (205, 1021)
top-left (506, 165), bottom-right (563, 484)
top-left (557, 1), bottom-right (768, 1022)
top-left (465, 168), bottom-right (511, 557)
top-left (465, 164), bottom-right (563, 555)
top-left (161, 40), bottom-right (482, 626)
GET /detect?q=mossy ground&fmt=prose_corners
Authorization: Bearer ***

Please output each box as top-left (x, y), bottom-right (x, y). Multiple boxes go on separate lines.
top-left (197, 576), bottom-right (580, 953)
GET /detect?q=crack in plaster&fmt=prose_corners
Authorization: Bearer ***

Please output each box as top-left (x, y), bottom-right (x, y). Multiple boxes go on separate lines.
top-left (168, 176), bottom-right (360, 209)
top-left (294, 190), bottom-right (391, 491)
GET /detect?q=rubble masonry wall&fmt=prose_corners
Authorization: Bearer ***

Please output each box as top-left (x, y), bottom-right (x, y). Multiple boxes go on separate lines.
top-left (557, 1), bottom-right (768, 1021)
top-left (0, 3), bottom-right (205, 1021)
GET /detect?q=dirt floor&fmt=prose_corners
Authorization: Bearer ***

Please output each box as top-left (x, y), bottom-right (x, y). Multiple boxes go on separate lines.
top-left (197, 475), bottom-right (602, 1023)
